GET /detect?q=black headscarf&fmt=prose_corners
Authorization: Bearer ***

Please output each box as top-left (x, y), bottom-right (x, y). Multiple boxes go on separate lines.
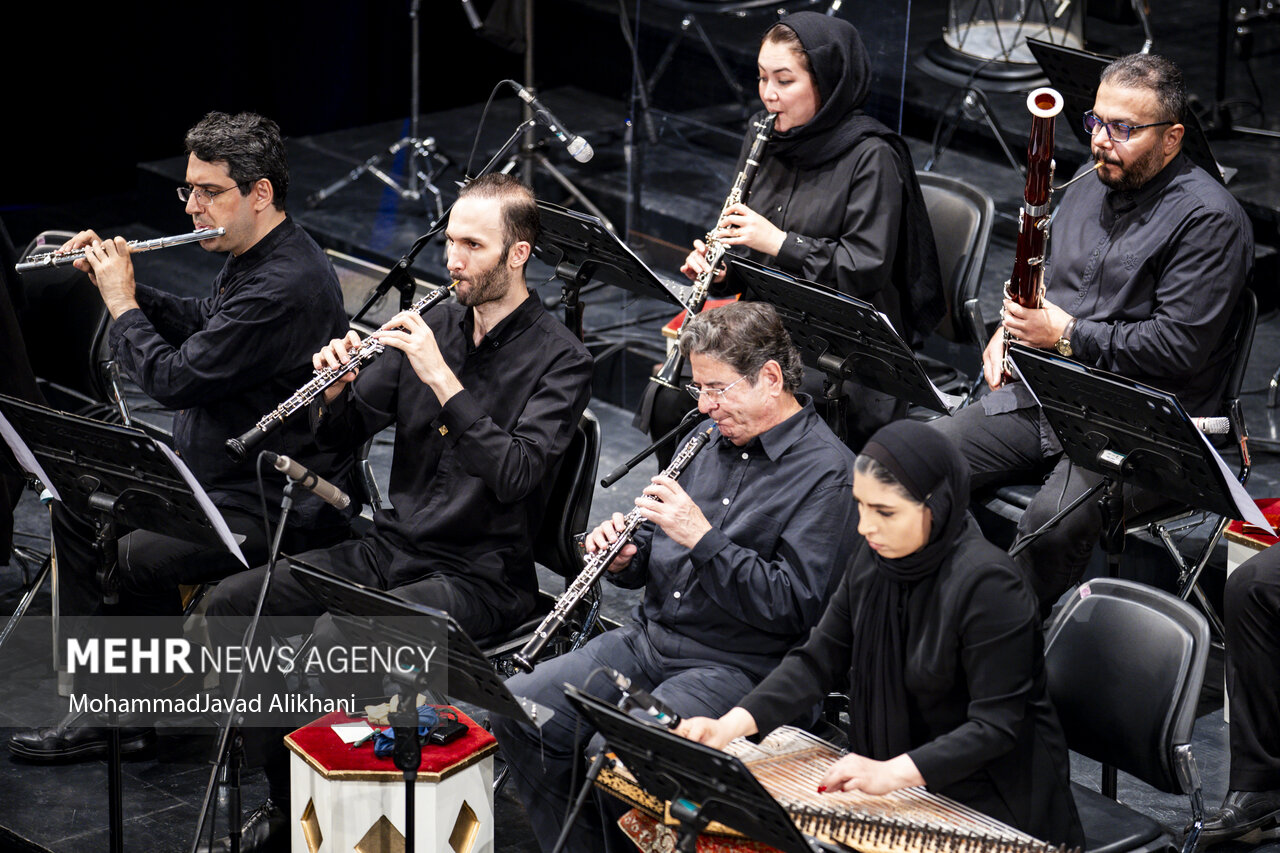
top-left (845, 420), bottom-right (971, 760)
top-left (760, 13), bottom-right (944, 345)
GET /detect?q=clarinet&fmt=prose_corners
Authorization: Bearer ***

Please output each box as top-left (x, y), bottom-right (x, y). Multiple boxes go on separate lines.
top-left (1001, 87), bottom-right (1063, 380)
top-left (224, 281), bottom-right (456, 462)
top-left (650, 112), bottom-right (777, 390)
top-left (512, 425), bottom-right (716, 672)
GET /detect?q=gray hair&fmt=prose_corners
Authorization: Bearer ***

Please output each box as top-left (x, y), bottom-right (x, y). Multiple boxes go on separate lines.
top-left (678, 302), bottom-right (803, 392)
top-left (1100, 53), bottom-right (1187, 125)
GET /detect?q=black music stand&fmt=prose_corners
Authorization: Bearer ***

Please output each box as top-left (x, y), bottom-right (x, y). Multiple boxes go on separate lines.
top-left (534, 201), bottom-right (689, 341)
top-left (1007, 345), bottom-right (1265, 631)
top-left (731, 256), bottom-right (961, 442)
top-left (1026, 38), bottom-right (1230, 184)
top-left (0, 395), bottom-right (244, 853)
top-left (564, 685), bottom-right (818, 853)
top-left (289, 559), bottom-right (552, 727)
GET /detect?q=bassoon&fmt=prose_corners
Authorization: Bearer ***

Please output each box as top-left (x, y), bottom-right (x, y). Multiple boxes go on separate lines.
top-left (1002, 87), bottom-right (1064, 379)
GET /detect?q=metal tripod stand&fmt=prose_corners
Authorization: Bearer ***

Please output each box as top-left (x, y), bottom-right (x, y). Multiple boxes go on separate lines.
top-left (306, 0), bottom-right (451, 219)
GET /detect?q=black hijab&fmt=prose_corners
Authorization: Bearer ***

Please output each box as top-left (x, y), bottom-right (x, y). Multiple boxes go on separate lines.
top-left (759, 13), bottom-right (944, 345)
top-left (845, 420), bottom-right (971, 760)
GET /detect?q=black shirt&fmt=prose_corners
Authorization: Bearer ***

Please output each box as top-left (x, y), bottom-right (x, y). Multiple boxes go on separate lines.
top-left (313, 293), bottom-right (593, 613)
top-left (1045, 153), bottom-right (1252, 416)
top-left (608, 401), bottom-right (857, 680)
top-left (720, 134), bottom-right (907, 337)
top-left (108, 216), bottom-right (353, 531)
top-left (740, 519), bottom-right (1084, 848)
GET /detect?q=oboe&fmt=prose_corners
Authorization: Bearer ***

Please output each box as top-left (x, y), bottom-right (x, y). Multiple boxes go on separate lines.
top-left (650, 112), bottom-right (776, 391)
top-left (512, 425), bottom-right (716, 672)
top-left (1001, 87), bottom-right (1063, 380)
top-left (224, 281), bottom-right (456, 462)
top-left (14, 228), bottom-right (226, 272)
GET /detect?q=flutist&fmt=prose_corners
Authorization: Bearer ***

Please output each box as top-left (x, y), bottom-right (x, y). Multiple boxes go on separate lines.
top-left (203, 174), bottom-right (593, 853)
top-left (930, 54), bottom-right (1254, 614)
top-left (492, 302), bottom-right (858, 853)
top-left (10, 112), bottom-right (355, 763)
top-left (678, 13), bottom-right (942, 449)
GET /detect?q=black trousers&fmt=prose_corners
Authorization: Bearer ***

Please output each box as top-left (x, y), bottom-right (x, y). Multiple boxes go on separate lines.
top-left (50, 500), bottom-right (347, 621)
top-left (1224, 546), bottom-right (1280, 791)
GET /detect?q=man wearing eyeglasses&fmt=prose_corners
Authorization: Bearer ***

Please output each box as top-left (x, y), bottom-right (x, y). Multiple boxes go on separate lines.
top-left (9, 111), bottom-right (354, 762)
top-left (931, 53), bottom-right (1253, 615)
top-left (492, 301), bottom-right (858, 853)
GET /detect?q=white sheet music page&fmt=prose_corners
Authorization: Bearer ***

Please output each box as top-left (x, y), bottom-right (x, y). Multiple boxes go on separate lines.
top-left (0, 410), bottom-right (62, 502)
top-left (154, 442), bottom-right (248, 566)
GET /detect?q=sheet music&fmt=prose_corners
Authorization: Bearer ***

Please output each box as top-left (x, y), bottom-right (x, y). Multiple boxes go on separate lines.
top-left (1195, 429), bottom-right (1274, 534)
top-left (0, 410), bottom-right (62, 502)
top-left (875, 309), bottom-right (964, 413)
top-left (154, 442), bottom-right (248, 566)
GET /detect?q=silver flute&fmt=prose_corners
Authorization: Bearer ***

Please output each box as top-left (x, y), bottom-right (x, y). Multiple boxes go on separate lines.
top-left (225, 281), bottom-right (456, 462)
top-left (512, 425), bottom-right (716, 672)
top-left (14, 228), bottom-right (226, 272)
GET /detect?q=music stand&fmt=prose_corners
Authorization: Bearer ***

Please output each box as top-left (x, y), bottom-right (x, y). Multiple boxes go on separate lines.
top-left (730, 256), bottom-right (961, 441)
top-left (1026, 38), bottom-right (1231, 184)
top-left (0, 395), bottom-right (245, 853)
top-left (563, 685), bottom-right (817, 853)
top-left (288, 559), bottom-right (551, 727)
top-left (534, 201), bottom-right (689, 341)
top-left (1008, 345), bottom-right (1268, 630)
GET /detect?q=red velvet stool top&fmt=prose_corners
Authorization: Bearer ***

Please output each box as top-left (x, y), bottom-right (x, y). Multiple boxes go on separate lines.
top-left (285, 707), bottom-right (497, 783)
top-left (1227, 497), bottom-right (1280, 550)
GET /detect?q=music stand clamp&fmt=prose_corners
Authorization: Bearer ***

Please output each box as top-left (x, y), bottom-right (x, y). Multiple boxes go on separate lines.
top-left (1008, 345), bottom-right (1261, 635)
top-left (533, 201), bottom-right (689, 341)
top-left (564, 685), bottom-right (819, 853)
top-left (730, 256), bottom-right (961, 442)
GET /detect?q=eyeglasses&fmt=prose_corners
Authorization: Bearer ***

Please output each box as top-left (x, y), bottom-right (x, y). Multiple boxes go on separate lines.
top-left (176, 182), bottom-right (250, 205)
top-left (686, 374), bottom-right (749, 401)
top-left (1082, 110), bottom-right (1173, 143)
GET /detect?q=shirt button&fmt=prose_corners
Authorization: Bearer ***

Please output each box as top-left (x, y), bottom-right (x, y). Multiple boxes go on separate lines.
top-left (673, 591), bottom-right (681, 599)
top-left (741, 452), bottom-right (749, 460)
top-left (721, 498), bottom-right (730, 506)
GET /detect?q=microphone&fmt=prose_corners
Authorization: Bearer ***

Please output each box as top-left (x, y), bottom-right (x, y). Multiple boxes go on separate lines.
top-left (263, 451), bottom-right (351, 510)
top-left (506, 81), bottom-right (594, 163)
top-left (609, 669), bottom-right (681, 729)
top-left (1193, 417), bottom-right (1231, 435)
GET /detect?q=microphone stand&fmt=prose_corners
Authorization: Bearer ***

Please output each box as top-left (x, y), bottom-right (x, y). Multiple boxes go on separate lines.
top-left (599, 408), bottom-right (701, 488)
top-left (189, 460), bottom-right (301, 853)
top-left (349, 117), bottom-right (539, 327)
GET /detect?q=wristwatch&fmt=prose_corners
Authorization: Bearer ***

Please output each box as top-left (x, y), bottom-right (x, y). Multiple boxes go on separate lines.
top-left (1055, 318), bottom-right (1077, 357)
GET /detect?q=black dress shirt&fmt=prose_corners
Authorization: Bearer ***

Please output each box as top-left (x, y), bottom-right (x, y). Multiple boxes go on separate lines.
top-left (1045, 153), bottom-right (1253, 416)
top-left (609, 401), bottom-right (857, 680)
top-left (739, 519), bottom-right (1084, 848)
top-left (108, 216), bottom-right (353, 531)
top-left (313, 293), bottom-right (593, 612)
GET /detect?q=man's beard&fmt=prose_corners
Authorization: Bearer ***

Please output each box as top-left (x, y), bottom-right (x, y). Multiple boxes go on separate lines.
top-left (1093, 144), bottom-right (1164, 193)
top-left (456, 262), bottom-right (510, 307)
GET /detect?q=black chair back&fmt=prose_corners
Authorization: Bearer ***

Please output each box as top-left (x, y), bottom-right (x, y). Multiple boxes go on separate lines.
top-left (917, 171), bottom-right (994, 348)
top-left (532, 409), bottom-right (600, 582)
top-left (1043, 578), bottom-right (1208, 794)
